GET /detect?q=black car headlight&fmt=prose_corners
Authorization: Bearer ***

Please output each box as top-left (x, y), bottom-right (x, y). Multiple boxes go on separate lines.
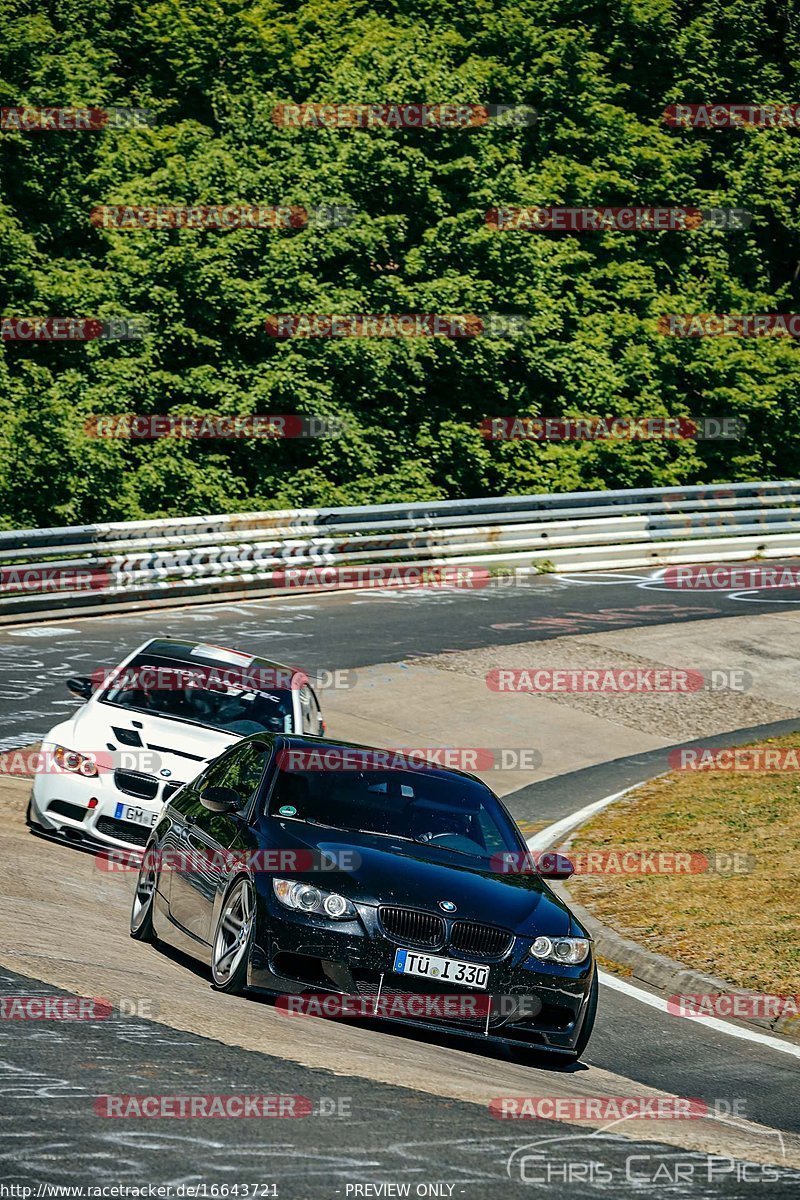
top-left (273, 878), bottom-right (356, 920)
top-left (529, 935), bottom-right (590, 965)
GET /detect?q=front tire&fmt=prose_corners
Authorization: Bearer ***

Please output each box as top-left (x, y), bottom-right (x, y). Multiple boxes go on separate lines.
top-left (130, 846), bottom-right (159, 942)
top-left (211, 876), bottom-right (256, 994)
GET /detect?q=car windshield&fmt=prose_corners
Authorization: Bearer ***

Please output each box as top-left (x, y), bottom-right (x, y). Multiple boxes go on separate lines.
top-left (268, 761), bottom-right (522, 861)
top-left (100, 653), bottom-right (296, 735)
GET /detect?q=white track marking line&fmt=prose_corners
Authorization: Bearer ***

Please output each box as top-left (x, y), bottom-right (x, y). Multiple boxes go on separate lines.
top-left (599, 972), bottom-right (800, 1060)
top-left (525, 788), bottom-right (636, 852)
top-left (527, 788), bottom-right (800, 1061)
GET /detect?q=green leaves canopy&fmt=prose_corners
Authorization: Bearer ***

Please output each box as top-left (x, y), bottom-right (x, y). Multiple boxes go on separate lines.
top-left (1, 0), bottom-right (799, 526)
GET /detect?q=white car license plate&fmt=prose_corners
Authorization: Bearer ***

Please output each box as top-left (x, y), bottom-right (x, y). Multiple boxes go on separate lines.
top-left (393, 948), bottom-right (489, 990)
top-left (114, 802), bottom-right (158, 828)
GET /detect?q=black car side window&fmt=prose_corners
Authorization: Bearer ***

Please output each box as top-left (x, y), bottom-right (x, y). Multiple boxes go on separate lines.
top-left (215, 741), bottom-right (271, 812)
top-left (168, 750), bottom-right (237, 818)
top-left (198, 753), bottom-right (237, 792)
top-left (181, 751), bottom-right (235, 799)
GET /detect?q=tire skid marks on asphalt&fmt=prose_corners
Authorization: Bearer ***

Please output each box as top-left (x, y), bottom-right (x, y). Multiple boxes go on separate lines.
top-left (0, 1057), bottom-right (90, 1098)
top-left (557, 565), bottom-right (800, 607)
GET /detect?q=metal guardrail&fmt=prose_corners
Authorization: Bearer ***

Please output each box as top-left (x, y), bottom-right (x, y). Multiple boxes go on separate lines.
top-left (1, 480), bottom-right (799, 621)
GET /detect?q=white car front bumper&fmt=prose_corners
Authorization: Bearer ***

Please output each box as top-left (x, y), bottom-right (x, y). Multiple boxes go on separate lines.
top-left (29, 752), bottom-right (188, 851)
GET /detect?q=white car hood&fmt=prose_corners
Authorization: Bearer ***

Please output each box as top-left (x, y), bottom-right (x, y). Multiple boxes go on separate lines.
top-left (44, 701), bottom-right (239, 784)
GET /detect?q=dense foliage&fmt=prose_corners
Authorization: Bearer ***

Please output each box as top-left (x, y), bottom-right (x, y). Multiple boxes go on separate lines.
top-left (2, 0), bottom-right (800, 526)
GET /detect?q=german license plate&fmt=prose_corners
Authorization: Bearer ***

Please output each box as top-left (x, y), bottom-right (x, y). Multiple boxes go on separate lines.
top-left (114, 802), bottom-right (158, 828)
top-left (393, 948), bottom-right (489, 989)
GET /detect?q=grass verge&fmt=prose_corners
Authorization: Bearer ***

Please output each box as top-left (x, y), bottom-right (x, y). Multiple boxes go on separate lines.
top-left (566, 733), bottom-right (800, 995)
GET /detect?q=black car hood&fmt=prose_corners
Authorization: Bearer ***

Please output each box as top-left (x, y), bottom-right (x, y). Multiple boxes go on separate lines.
top-left (269, 820), bottom-right (573, 937)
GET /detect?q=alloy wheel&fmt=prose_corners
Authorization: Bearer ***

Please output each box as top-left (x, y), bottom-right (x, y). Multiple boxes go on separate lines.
top-left (212, 877), bottom-right (255, 987)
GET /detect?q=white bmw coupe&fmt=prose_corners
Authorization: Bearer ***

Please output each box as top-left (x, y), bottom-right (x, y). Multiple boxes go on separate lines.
top-left (27, 637), bottom-right (325, 851)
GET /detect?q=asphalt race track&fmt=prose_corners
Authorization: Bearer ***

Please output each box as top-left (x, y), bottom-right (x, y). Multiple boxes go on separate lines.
top-left (1, 967), bottom-right (798, 1200)
top-left (2, 567), bottom-right (800, 1198)
top-left (3, 566), bottom-right (800, 747)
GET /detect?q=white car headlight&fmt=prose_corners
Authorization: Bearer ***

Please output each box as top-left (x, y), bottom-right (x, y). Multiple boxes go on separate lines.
top-left (52, 745), bottom-right (100, 778)
top-left (273, 878), bottom-right (355, 920)
top-left (529, 935), bottom-right (590, 965)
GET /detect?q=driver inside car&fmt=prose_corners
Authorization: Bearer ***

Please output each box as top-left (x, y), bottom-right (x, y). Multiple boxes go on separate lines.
top-left (411, 806), bottom-right (467, 841)
top-left (409, 803), bottom-right (487, 854)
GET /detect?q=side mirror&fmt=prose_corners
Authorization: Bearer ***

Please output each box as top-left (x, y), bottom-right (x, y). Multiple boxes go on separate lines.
top-left (67, 676), bottom-right (94, 700)
top-left (200, 786), bottom-right (242, 814)
top-left (537, 852), bottom-right (574, 881)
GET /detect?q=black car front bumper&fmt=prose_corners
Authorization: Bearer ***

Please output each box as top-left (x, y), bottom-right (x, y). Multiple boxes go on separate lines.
top-left (247, 895), bottom-right (594, 1055)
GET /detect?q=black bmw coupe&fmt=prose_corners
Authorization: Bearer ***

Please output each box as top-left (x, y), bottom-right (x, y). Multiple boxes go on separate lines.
top-left (130, 733), bottom-right (598, 1062)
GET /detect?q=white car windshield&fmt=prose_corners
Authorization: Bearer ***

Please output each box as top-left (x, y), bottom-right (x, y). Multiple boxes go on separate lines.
top-left (100, 654), bottom-right (296, 736)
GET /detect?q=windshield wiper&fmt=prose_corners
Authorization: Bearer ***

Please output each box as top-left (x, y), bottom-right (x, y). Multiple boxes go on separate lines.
top-left (355, 829), bottom-right (415, 842)
top-left (411, 837), bottom-right (487, 859)
top-left (300, 818), bottom-right (351, 832)
top-left (302, 822), bottom-right (415, 842)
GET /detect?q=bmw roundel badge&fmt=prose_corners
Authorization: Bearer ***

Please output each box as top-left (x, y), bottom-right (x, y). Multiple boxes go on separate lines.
top-left (438, 900), bottom-right (457, 913)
